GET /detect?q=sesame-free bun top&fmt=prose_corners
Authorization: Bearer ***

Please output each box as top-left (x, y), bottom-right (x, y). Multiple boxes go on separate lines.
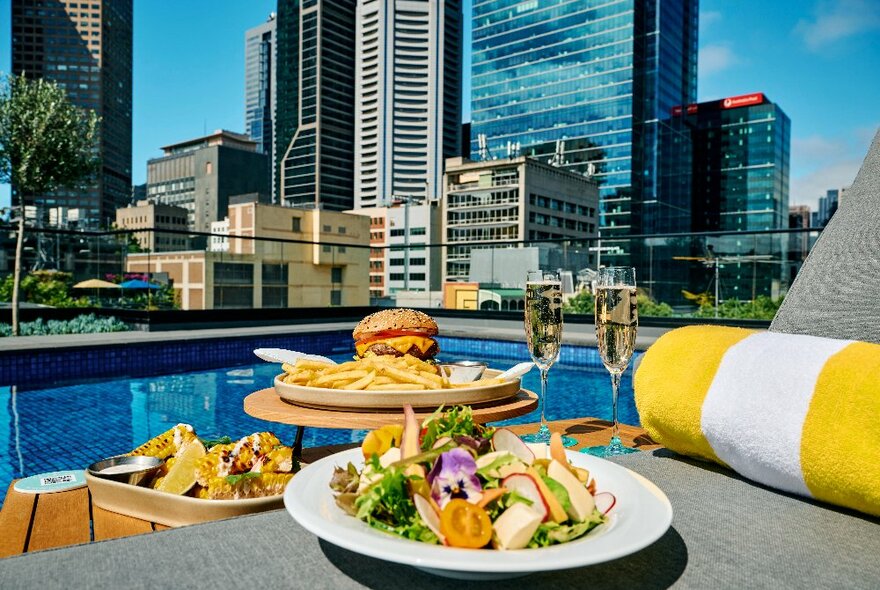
top-left (352, 308), bottom-right (439, 340)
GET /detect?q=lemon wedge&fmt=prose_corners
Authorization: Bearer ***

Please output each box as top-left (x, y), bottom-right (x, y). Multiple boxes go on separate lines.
top-left (156, 439), bottom-right (206, 495)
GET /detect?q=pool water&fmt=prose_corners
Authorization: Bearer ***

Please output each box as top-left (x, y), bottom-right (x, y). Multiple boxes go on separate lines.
top-left (0, 342), bottom-right (638, 499)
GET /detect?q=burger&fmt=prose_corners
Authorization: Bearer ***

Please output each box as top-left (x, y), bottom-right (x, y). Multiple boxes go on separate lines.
top-left (353, 308), bottom-right (440, 361)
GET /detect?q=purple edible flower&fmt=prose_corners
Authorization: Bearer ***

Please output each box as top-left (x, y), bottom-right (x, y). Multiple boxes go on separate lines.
top-left (430, 448), bottom-right (483, 509)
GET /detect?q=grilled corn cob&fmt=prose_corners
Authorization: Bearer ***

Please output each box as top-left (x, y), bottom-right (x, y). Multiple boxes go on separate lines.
top-left (193, 473), bottom-right (293, 500)
top-left (230, 432), bottom-right (282, 472)
top-left (251, 446), bottom-right (296, 474)
top-left (127, 424), bottom-right (196, 459)
top-left (195, 443), bottom-right (236, 486)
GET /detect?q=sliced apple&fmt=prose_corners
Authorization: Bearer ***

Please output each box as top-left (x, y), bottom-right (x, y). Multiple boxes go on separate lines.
top-left (432, 436), bottom-right (452, 449)
top-left (501, 473), bottom-right (548, 522)
top-left (547, 459), bottom-right (596, 522)
top-left (492, 428), bottom-right (535, 465)
top-left (492, 502), bottom-right (543, 550)
top-left (414, 493), bottom-right (446, 544)
top-left (524, 467), bottom-right (567, 523)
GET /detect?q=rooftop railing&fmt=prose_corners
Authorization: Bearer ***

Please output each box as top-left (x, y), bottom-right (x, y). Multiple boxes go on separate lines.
top-left (0, 223), bottom-right (821, 325)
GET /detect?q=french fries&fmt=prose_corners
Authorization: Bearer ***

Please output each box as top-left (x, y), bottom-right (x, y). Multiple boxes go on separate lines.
top-left (280, 354), bottom-right (483, 391)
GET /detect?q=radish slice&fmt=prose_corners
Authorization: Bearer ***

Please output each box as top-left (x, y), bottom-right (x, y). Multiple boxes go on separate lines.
top-left (492, 429), bottom-right (535, 465)
top-left (432, 436), bottom-right (452, 449)
top-left (501, 473), bottom-right (548, 522)
top-left (414, 494), bottom-right (446, 544)
top-left (594, 491), bottom-right (617, 515)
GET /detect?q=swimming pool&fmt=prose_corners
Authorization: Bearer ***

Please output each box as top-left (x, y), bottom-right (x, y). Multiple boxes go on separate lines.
top-left (0, 336), bottom-right (638, 500)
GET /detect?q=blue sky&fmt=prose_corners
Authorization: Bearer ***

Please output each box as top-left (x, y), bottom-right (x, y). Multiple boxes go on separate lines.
top-left (2, 0), bottom-right (878, 211)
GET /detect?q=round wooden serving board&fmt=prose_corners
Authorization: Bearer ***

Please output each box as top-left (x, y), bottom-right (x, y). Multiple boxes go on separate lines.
top-left (243, 387), bottom-right (538, 430)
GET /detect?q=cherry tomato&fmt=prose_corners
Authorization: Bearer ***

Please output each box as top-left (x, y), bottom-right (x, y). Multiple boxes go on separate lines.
top-left (439, 499), bottom-right (492, 548)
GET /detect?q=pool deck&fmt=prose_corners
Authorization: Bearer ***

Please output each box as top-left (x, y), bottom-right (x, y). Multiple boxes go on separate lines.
top-left (0, 317), bottom-right (667, 353)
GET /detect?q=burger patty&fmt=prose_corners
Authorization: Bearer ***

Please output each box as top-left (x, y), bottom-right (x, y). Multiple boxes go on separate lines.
top-left (364, 341), bottom-right (439, 360)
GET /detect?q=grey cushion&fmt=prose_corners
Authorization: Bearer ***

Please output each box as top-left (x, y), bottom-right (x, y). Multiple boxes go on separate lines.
top-left (1, 451), bottom-right (877, 589)
top-left (771, 129), bottom-right (880, 342)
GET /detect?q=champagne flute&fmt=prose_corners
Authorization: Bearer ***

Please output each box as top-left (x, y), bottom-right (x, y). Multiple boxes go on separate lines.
top-left (583, 267), bottom-right (639, 456)
top-left (521, 270), bottom-right (576, 446)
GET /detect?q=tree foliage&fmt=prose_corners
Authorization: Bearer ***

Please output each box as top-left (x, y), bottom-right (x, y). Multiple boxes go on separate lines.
top-left (0, 74), bottom-right (99, 193)
top-left (692, 295), bottom-right (783, 321)
top-left (563, 289), bottom-right (594, 315)
top-left (0, 271), bottom-right (90, 308)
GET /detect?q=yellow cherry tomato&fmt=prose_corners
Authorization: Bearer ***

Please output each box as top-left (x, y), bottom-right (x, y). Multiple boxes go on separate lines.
top-left (439, 499), bottom-right (492, 549)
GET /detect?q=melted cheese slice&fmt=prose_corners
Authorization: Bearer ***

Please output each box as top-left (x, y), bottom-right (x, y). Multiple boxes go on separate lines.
top-left (356, 335), bottom-right (434, 357)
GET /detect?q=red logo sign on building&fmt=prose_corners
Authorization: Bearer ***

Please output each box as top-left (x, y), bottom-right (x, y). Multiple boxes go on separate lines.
top-left (721, 93), bottom-right (764, 109)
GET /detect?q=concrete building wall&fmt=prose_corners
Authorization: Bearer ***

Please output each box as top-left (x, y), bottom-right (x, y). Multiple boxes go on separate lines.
top-left (116, 201), bottom-right (189, 252)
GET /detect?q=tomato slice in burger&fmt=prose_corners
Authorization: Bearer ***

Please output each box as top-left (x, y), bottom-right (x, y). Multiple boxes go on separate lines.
top-left (355, 329), bottom-right (432, 347)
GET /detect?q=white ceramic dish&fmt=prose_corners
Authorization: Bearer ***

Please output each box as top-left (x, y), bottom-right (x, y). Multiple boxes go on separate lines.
top-left (86, 472), bottom-right (285, 527)
top-left (284, 447), bottom-right (673, 580)
top-left (273, 369), bottom-right (521, 410)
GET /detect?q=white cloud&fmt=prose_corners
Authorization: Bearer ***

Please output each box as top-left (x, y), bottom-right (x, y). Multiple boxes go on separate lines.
top-left (790, 126), bottom-right (878, 208)
top-left (795, 0), bottom-right (880, 51)
top-left (698, 44), bottom-right (740, 78)
top-left (700, 10), bottom-right (722, 30)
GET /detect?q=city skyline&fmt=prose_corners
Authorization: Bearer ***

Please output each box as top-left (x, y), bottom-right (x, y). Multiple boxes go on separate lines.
top-left (1, 0), bottom-right (878, 213)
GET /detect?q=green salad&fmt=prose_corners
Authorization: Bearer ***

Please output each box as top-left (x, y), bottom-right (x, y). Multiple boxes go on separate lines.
top-left (329, 405), bottom-right (613, 550)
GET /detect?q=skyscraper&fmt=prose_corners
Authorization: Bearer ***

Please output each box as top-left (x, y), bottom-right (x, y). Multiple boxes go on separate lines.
top-left (275, 0), bottom-right (357, 210)
top-left (10, 0), bottom-right (133, 227)
top-left (680, 93), bottom-right (791, 232)
top-left (353, 0), bottom-right (462, 208)
top-left (469, 1), bottom-right (698, 246)
top-left (245, 14), bottom-right (277, 161)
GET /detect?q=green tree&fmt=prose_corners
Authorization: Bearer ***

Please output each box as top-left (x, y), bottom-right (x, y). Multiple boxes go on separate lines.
top-left (0, 270), bottom-right (90, 308)
top-left (692, 295), bottom-right (784, 320)
top-left (0, 74), bottom-right (99, 335)
top-left (563, 289), bottom-right (595, 315)
top-left (637, 293), bottom-right (674, 317)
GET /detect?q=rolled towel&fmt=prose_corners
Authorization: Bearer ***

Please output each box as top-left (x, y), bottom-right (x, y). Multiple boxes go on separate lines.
top-left (634, 325), bottom-right (880, 517)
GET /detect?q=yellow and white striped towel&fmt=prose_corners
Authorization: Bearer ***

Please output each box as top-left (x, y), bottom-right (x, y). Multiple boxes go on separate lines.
top-left (634, 325), bottom-right (880, 517)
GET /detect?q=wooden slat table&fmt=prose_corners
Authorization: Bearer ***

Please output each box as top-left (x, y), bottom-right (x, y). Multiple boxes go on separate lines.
top-left (0, 419), bottom-right (658, 558)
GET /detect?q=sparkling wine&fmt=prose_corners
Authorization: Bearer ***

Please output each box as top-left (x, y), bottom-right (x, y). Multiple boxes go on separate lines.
top-left (595, 286), bottom-right (638, 372)
top-left (525, 281), bottom-right (563, 368)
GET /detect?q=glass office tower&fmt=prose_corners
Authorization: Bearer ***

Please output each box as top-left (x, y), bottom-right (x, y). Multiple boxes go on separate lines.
top-left (275, 0), bottom-right (356, 210)
top-left (470, 0), bottom-right (698, 252)
top-left (11, 0), bottom-right (133, 227)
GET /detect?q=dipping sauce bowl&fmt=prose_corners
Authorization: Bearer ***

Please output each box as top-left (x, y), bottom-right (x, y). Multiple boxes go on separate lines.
top-left (438, 361), bottom-right (488, 384)
top-left (87, 455), bottom-right (163, 486)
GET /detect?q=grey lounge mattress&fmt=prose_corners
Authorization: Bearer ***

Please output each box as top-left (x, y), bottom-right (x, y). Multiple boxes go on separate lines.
top-left (0, 450), bottom-right (877, 589)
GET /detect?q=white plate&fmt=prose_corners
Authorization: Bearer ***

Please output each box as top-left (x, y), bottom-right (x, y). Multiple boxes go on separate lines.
top-left (284, 447), bottom-right (673, 579)
top-left (274, 369), bottom-right (521, 410)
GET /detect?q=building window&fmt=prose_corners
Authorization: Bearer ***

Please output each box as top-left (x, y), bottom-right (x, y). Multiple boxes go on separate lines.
top-left (323, 245), bottom-right (331, 253)
top-left (291, 217), bottom-right (301, 232)
top-left (323, 225), bottom-right (332, 232)
top-left (337, 226), bottom-right (346, 234)
top-left (205, 161), bottom-right (213, 174)
top-left (331, 267), bottom-right (342, 283)
top-left (330, 290), bottom-right (342, 306)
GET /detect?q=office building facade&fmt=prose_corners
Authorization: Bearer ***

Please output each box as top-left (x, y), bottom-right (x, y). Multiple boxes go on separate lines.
top-left (353, 0), bottom-right (462, 208)
top-left (11, 0), bottom-right (133, 227)
top-left (679, 93), bottom-right (791, 232)
top-left (275, 0), bottom-right (357, 210)
top-left (469, 0), bottom-right (698, 245)
top-left (115, 200), bottom-right (189, 252)
top-left (126, 202), bottom-right (370, 310)
top-left (146, 130), bottom-right (270, 233)
top-left (442, 156), bottom-right (599, 282)
top-left (245, 14), bottom-right (277, 168)
top-left (349, 203), bottom-right (442, 298)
